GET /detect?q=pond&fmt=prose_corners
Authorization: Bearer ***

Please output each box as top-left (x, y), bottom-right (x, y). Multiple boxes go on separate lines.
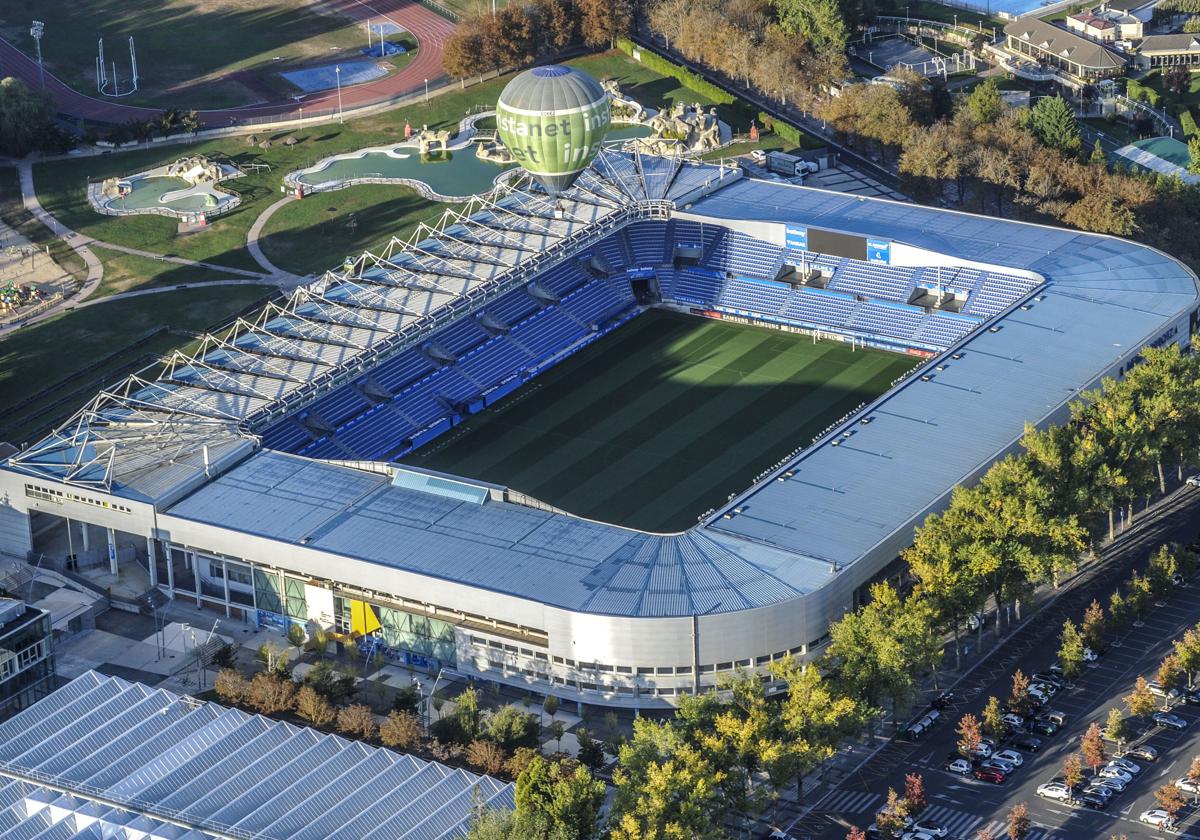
top-left (112, 176), bottom-right (221, 212)
top-left (295, 124), bottom-right (653, 197)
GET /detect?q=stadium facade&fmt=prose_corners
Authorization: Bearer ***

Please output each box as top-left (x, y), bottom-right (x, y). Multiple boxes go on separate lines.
top-left (1, 149), bottom-right (1196, 710)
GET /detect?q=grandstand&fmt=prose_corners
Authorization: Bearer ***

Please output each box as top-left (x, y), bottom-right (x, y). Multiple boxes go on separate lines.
top-left (0, 147), bottom-right (1195, 711)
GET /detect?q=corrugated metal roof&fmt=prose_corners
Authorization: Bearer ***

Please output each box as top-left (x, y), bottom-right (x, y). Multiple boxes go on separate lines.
top-left (0, 672), bottom-right (512, 840)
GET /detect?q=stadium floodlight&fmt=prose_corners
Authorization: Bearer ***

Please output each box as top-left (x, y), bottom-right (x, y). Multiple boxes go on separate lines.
top-left (335, 65), bottom-right (343, 124)
top-left (29, 21), bottom-right (44, 90)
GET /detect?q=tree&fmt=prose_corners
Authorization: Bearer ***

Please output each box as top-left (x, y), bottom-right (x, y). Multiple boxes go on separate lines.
top-left (1007, 802), bottom-right (1031, 840)
top-left (1128, 571), bottom-right (1153, 619)
top-left (577, 0), bottom-right (632, 47)
top-left (1081, 722), bottom-right (1106, 774)
top-left (550, 763), bottom-right (605, 840)
top-left (774, 0), bottom-right (849, 55)
top-left (1030, 95), bottom-right (1081, 155)
top-left (1148, 545), bottom-right (1179, 598)
top-left (468, 739), bottom-right (509, 775)
top-left (337, 703), bottom-right (379, 740)
top-left (1174, 627), bottom-right (1200, 689)
top-left (1187, 757), bottom-right (1200, 803)
top-left (1158, 653), bottom-right (1184, 700)
top-left (1063, 752), bottom-right (1083, 793)
top-left (957, 713), bottom-right (983, 758)
top-left (1166, 64), bottom-right (1191, 95)
top-left (255, 641), bottom-right (290, 674)
top-left (1105, 707), bottom-right (1130, 752)
top-left (549, 720), bottom-right (566, 752)
top-left (1126, 675), bottom-right (1157, 719)
top-left (576, 727), bottom-right (606, 770)
top-left (1010, 670), bottom-right (1033, 716)
top-left (903, 772), bottom-right (927, 814)
top-left (847, 828), bottom-right (868, 840)
top-left (1109, 590), bottom-right (1131, 635)
top-left (982, 696), bottom-right (1008, 742)
top-left (295, 684), bottom-right (336, 727)
top-left (1063, 190), bottom-right (1139, 236)
top-left (1059, 619), bottom-right (1086, 680)
top-left (214, 668), bottom-right (249, 705)
top-left (304, 660), bottom-right (356, 705)
top-left (486, 705), bottom-right (540, 751)
top-left (1090, 138), bottom-right (1107, 168)
top-left (874, 788), bottom-right (909, 839)
top-left (1191, 136), bottom-right (1200, 177)
top-left (1082, 599), bottom-right (1106, 653)
top-left (0, 77), bottom-right (65, 156)
top-left (1155, 782), bottom-right (1186, 825)
top-left (542, 693), bottom-right (559, 726)
top-left (380, 710), bottom-right (422, 750)
top-left (246, 672), bottom-right (296, 715)
top-left (393, 684), bottom-right (420, 714)
top-left (533, 0), bottom-right (578, 53)
top-left (965, 78), bottom-right (1004, 125)
top-left (442, 26), bottom-right (486, 83)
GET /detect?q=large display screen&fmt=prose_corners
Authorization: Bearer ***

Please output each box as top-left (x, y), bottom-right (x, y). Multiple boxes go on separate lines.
top-left (806, 228), bottom-right (867, 261)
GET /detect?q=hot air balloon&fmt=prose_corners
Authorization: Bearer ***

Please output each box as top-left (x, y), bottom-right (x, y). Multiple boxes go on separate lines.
top-left (495, 65), bottom-right (611, 195)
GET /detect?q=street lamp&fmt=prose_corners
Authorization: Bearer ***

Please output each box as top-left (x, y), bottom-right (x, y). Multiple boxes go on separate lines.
top-left (424, 77), bottom-right (429, 104)
top-left (416, 667), bottom-right (447, 733)
top-left (335, 65), bottom-right (343, 123)
top-left (30, 21), bottom-right (44, 91)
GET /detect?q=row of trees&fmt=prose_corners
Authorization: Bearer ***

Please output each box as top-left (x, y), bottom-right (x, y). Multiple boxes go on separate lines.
top-left (442, 0), bottom-right (631, 83)
top-left (0, 77), bottom-right (73, 157)
top-left (647, 0), bottom-right (848, 113)
top-left (824, 76), bottom-right (1200, 266)
top-left (97, 107), bottom-right (203, 146)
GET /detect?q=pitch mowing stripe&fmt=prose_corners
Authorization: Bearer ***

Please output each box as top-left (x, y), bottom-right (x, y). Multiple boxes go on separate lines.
top-left (451, 314), bottom-right (731, 481)
top-left (632, 351), bottom-right (917, 530)
top-left (556, 334), bottom-right (848, 519)
top-left (522, 329), bottom-right (781, 506)
top-left (586, 342), bottom-right (879, 528)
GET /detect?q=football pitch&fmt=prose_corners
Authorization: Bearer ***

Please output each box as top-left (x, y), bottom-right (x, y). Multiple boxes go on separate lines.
top-left (403, 310), bottom-right (919, 532)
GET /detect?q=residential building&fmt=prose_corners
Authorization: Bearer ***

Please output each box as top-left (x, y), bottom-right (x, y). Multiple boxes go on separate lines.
top-left (1134, 33), bottom-right (1200, 68)
top-left (1004, 18), bottom-right (1128, 82)
top-left (0, 595), bottom-right (54, 720)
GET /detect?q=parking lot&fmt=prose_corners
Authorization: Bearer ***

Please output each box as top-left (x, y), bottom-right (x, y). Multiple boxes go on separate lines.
top-left (792, 485), bottom-right (1200, 840)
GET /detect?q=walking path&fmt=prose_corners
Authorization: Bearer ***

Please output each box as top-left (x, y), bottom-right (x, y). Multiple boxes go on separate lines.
top-left (73, 279), bottom-right (275, 308)
top-left (0, 0), bottom-right (455, 126)
top-left (246, 195), bottom-right (301, 279)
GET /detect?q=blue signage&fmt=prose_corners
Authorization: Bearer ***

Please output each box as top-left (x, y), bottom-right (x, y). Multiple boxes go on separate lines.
top-left (785, 224), bottom-right (808, 251)
top-left (626, 266), bottom-right (655, 279)
top-left (867, 238), bottom-right (891, 264)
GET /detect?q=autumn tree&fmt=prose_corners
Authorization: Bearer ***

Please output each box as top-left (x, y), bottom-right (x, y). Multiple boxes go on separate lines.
top-left (1105, 708), bottom-right (1130, 752)
top-left (468, 739), bottom-right (509, 775)
top-left (1081, 722), bottom-right (1107, 774)
top-left (1155, 782), bottom-right (1186, 825)
top-left (1082, 599), bottom-right (1106, 653)
top-left (982, 696), bottom-right (1008, 742)
top-left (903, 772), bottom-right (927, 814)
top-left (1126, 676), bottom-right (1157, 719)
top-left (1007, 802), bottom-right (1031, 840)
top-left (1063, 752), bottom-right (1084, 792)
top-left (1009, 670), bottom-right (1033, 716)
top-left (337, 703), bottom-right (379, 740)
top-left (295, 684), bottom-right (336, 728)
top-left (1175, 626), bottom-right (1200, 689)
top-left (214, 668), bottom-right (249, 705)
top-left (247, 672), bottom-right (296, 715)
top-left (578, 0), bottom-right (632, 47)
top-left (957, 713), bottom-right (983, 758)
top-left (1159, 653), bottom-right (1184, 700)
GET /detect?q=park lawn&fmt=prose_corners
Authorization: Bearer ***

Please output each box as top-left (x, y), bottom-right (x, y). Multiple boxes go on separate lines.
top-left (0, 0), bottom-right (370, 110)
top-left (1084, 117), bottom-right (1142, 149)
top-left (258, 186), bottom-right (460, 276)
top-left (0, 284), bottom-right (275, 445)
top-left (1141, 69), bottom-right (1200, 113)
top-left (32, 50), bottom-right (717, 280)
top-left (88, 246), bottom-right (244, 298)
top-left (0, 167), bottom-right (87, 285)
top-left (404, 310), bottom-right (918, 531)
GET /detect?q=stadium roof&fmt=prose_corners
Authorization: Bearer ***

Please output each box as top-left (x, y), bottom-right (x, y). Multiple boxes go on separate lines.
top-left (6, 147), bottom-right (733, 505)
top-left (6, 158), bottom-right (1197, 620)
top-left (0, 671), bottom-right (513, 840)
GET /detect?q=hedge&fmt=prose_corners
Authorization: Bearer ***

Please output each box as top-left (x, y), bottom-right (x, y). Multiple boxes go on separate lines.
top-left (758, 112), bottom-right (803, 146)
top-left (1183, 108), bottom-right (1199, 139)
top-left (615, 38), bottom-right (735, 105)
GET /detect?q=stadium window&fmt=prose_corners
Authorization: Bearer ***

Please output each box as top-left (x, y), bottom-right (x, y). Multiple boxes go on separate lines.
top-left (520, 648), bottom-right (532, 656)
top-left (756, 655), bottom-right (771, 665)
top-left (581, 682), bottom-right (597, 691)
top-left (553, 656), bottom-right (565, 664)
top-left (597, 664), bottom-right (613, 672)
top-left (565, 658), bottom-right (576, 667)
top-left (503, 644), bottom-right (517, 653)
top-left (655, 666), bottom-right (673, 675)
top-left (789, 646), bottom-right (803, 656)
top-left (699, 664), bottom-right (715, 674)
top-left (617, 686), bottom-right (633, 694)
top-left (535, 652), bottom-right (548, 661)
top-left (637, 667), bottom-right (654, 675)
top-left (675, 666), bottom-right (692, 675)
top-left (616, 665), bottom-right (632, 674)
top-left (717, 661), bottom-right (733, 671)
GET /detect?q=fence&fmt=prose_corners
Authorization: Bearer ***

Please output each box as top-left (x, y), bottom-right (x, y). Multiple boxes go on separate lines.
top-left (0, 292), bottom-right (64, 328)
top-left (85, 180), bottom-right (242, 221)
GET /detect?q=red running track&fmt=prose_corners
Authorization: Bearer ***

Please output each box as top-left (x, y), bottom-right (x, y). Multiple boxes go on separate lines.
top-left (0, 0), bottom-right (455, 125)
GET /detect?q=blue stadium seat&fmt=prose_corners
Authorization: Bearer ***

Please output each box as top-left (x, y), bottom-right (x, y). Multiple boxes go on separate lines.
top-left (846, 301), bottom-right (925, 341)
top-left (260, 419), bottom-right (312, 453)
top-left (718, 277), bottom-right (790, 316)
top-left (962, 271), bottom-right (1037, 318)
top-left (307, 386), bottom-right (371, 427)
top-left (431, 317), bottom-right (489, 357)
top-left (912, 312), bottom-right (980, 347)
top-left (782, 288), bottom-right (859, 327)
top-left (671, 268), bottom-right (723, 306)
top-left (485, 288), bottom-right (541, 327)
top-left (625, 222), bottom-right (668, 266)
top-left (827, 261), bottom-right (917, 303)
top-left (371, 350), bottom-right (436, 395)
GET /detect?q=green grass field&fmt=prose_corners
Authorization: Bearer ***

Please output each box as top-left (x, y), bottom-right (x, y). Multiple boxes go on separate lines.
top-left (403, 310), bottom-right (918, 532)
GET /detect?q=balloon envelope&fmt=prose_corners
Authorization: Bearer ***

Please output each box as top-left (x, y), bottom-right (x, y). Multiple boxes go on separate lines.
top-left (495, 65), bottom-right (610, 195)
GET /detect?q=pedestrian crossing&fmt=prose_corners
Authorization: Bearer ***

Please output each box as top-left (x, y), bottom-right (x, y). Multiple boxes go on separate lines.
top-left (814, 796), bottom-right (1069, 840)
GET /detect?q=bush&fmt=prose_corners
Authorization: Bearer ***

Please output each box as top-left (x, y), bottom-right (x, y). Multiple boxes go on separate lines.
top-left (485, 705), bottom-right (540, 751)
top-left (303, 660), bottom-right (357, 705)
top-left (430, 714), bottom-right (473, 745)
top-left (392, 683), bottom-right (421, 714)
top-left (286, 623), bottom-right (306, 647)
top-left (1182, 108), bottom-right (1199, 139)
top-left (211, 643), bottom-right (238, 670)
top-left (246, 673), bottom-right (296, 715)
top-left (380, 710), bottom-right (423, 749)
top-left (214, 668), bottom-right (249, 705)
top-left (615, 38), bottom-right (735, 105)
top-left (467, 739), bottom-right (509, 775)
top-left (506, 746), bottom-right (539, 778)
top-left (1127, 78), bottom-right (1162, 109)
top-left (337, 704), bottom-right (379, 740)
top-left (295, 685), bottom-right (336, 728)
top-left (576, 727), bottom-right (606, 770)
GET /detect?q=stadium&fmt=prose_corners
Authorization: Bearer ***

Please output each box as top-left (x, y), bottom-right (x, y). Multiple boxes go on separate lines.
top-left (1, 146), bottom-right (1196, 710)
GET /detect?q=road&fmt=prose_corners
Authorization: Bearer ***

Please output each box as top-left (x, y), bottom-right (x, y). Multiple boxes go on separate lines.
top-left (0, 0), bottom-right (454, 125)
top-left (792, 484), bottom-right (1200, 840)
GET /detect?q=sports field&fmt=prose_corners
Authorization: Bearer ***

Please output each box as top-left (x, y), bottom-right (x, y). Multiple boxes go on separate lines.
top-left (404, 310), bottom-right (919, 532)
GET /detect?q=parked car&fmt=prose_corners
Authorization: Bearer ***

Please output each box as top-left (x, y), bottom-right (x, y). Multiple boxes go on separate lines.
top-left (1033, 672), bottom-right (1066, 690)
top-left (1002, 713), bottom-right (1026, 730)
top-left (749, 150), bottom-right (767, 164)
top-left (993, 749), bottom-right (1024, 767)
top-left (1041, 710), bottom-right (1068, 726)
top-left (931, 690), bottom-right (956, 710)
top-left (1095, 776), bottom-right (1127, 793)
top-left (1079, 791), bottom-right (1109, 810)
top-left (910, 821), bottom-right (948, 838)
top-left (974, 767), bottom-right (1006, 784)
top-left (1036, 781), bottom-right (1071, 801)
top-left (899, 832), bottom-right (938, 840)
top-left (1010, 733), bottom-right (1043, 752)
top-left (1184, 689), bottom-right (1200, 706)
top-left (1127, 744), bottom-right (1158, 761)
top-left (1031, 680), bottom-right (1058, 697)
top-left (1186, 474), bottom-right (1200, 488)
top-left (1028, 718), bottom-right (1059, 736)
top-left (1099, 765), bottom-right (1133, 783)
top-left (971, 742), bottom-right (993, 759)
top-left (1109, 757), bottom-right (1141, 775)
top-left (1140, 809), bottom-right (1173, 828)
top-left (1154, 712), bottom-right (1188, 730)
top-left (1178, 777), bottom-right (1200, 795)
top-left (983, 757), bottom-right (1016, 775)
top-left (944, 757), bottom-right (972, 775)
top-left (1148, 681), bottom-right (1180, 700)
top-left (867, 815), bottom-right (912, 837)
top-left (1082, 647), bottom-right (1099, 662)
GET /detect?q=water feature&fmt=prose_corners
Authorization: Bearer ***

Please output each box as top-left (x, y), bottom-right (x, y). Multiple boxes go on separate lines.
top-left (117, 176), bottom-right (219, 211)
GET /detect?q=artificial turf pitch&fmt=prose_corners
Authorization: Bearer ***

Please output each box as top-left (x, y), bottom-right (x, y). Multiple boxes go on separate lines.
top-left (403, 309), bottom-right (919, 532)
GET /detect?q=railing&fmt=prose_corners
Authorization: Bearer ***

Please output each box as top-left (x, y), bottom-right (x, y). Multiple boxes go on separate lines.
top-left (85, 181), bottom-right (242, 221)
